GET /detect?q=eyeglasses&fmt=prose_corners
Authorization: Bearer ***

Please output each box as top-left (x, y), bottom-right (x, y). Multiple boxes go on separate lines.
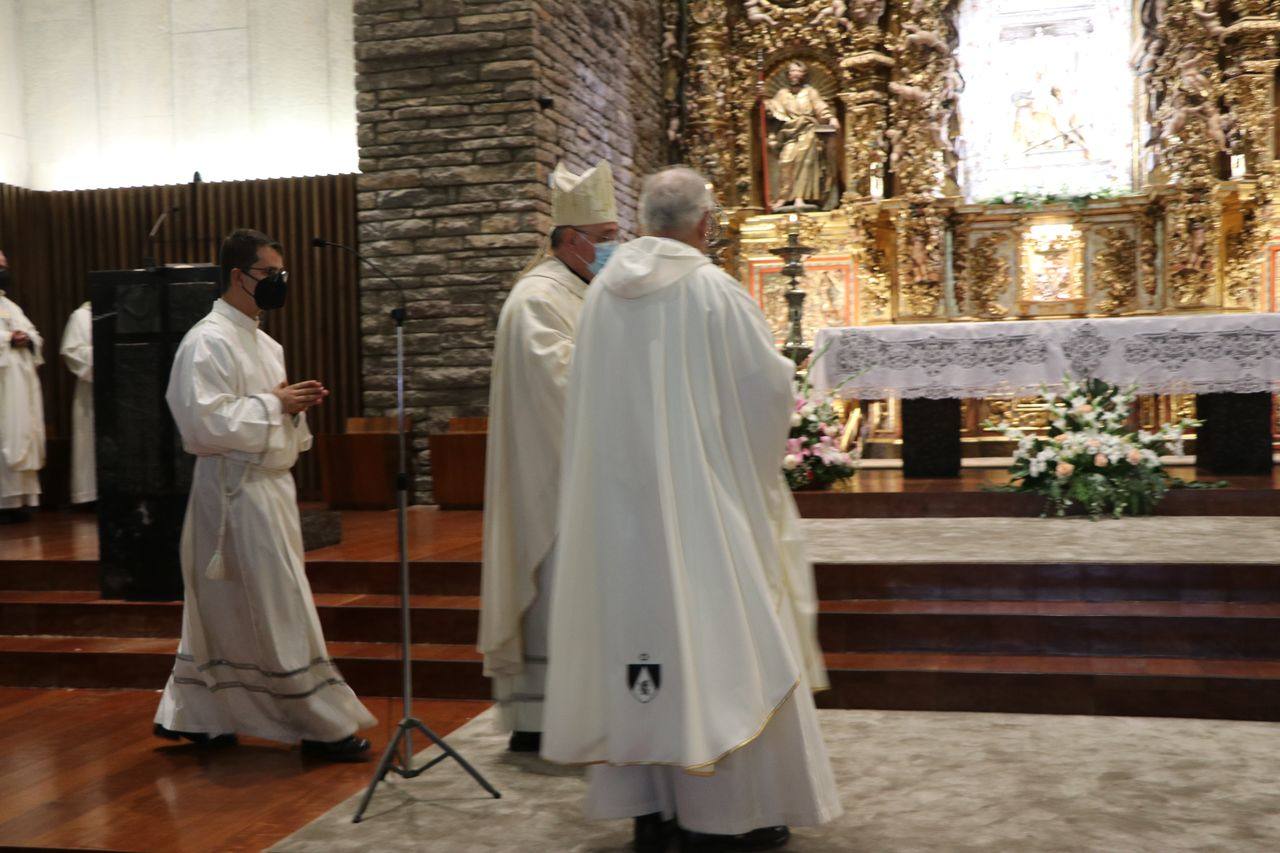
top-left (241, 266), bottom-right (287, 281)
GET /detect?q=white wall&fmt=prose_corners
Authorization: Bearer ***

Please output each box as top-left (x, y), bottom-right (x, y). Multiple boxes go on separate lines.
top-left (7, 0), bottom-right (356, 190)
top-left (0, 0), bottom-right (29, 186)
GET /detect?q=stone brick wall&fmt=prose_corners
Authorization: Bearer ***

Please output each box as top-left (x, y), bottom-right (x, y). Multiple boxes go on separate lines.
top-left (354, 0), bottom-right (664, 501)
top-left (533, 3), bottom-right (665, 235)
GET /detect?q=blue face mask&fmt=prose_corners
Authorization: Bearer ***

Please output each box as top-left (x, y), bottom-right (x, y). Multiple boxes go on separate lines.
top-left (586, 240), bottom-right (618, 277)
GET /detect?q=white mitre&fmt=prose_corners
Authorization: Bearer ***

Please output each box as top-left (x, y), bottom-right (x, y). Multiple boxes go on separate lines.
top-left (551, 161), bottom-right (618, 227)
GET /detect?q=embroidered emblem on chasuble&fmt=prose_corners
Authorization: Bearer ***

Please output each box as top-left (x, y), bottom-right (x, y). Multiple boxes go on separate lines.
top-left (627, 658), bottom-right (662, 704)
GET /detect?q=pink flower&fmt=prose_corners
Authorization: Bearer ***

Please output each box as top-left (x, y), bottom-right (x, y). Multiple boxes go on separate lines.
top-left (786, 438), bottom-right (804, 455)
top-left (1079, 404), bottom-right (1094, 413)
top-left (1055, 462), bottom-right (1074, 477)
top-left (1127, 450), bottom-right (1142, 465)
top-left (1094, 453), bottom-right (1108, 467)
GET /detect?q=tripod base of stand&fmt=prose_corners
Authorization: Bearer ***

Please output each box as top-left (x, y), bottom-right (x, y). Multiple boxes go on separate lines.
top-left (352, 715), bottom-right (501, 823)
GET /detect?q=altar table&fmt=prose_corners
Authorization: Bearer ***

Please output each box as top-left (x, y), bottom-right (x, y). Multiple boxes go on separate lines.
top-left (810, 314), bottom-right (1280, 477)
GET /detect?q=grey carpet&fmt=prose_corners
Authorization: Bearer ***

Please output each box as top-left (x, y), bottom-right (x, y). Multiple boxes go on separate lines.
top-left (271, 707), bottom-right (1280, 852)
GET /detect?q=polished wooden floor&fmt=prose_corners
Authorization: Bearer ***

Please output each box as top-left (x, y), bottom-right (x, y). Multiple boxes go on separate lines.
top-left (0, 688), bottom-right (489, 852)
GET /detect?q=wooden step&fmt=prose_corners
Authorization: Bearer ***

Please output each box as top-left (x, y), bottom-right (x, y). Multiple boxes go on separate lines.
top-left (819, 652), bottom-right (1280, 721)
top-left (304, 560), bottom-right (480, 596)
top-left (6, 635), bottom-right (1280, 720)
top-left (816, 599), bottom-right (1280, 659)
top-left (794, 486), bottom-right (1280, 518)
top-left (0, 560), bottom-right (98, 592)
top-left (0, 635), bottom-right (487, 700)
top-left (12, 591), bottom-right (1280, 659)
top-left (0, 592), bottom-right (480, 645)
top-left (814, 561), bottom-right (1280, 603)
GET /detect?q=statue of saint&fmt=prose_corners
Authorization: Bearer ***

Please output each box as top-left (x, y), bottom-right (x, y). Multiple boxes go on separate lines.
top-left (768, 61), bottom-right (840, 210)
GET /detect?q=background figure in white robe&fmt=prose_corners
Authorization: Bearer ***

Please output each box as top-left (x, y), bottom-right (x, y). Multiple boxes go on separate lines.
top-left (0, 249), bottom-right (45, 521)
top-left (154, 229), bottom-right (376, 759)
top-left (60, 302), bottom-right (96, 504)
top-left (543, 168), bottom-right (841, 851)
top-left (479, 161), bottom-right (619, 753)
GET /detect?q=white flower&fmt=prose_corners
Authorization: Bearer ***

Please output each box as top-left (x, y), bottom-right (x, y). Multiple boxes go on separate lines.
top-left (800, 403), bottom-right (817, 418)
top-left (790, 412), bottom-right (803, 428)
top-left (783, 454), bottom-right (801, 470)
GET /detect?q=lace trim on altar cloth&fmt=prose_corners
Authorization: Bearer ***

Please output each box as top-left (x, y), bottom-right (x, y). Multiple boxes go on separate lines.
top-left (817, 319), bottom-right (1280, 399)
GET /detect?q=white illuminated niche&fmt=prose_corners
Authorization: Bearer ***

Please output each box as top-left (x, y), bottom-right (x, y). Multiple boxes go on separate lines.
top-left (955, 0), bottom-right (1134, 202)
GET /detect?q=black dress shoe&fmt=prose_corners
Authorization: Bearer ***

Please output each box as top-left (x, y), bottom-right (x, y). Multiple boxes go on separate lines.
top-left (300, 734), bottom-right (371, 761)
top-left (680, 825), bottom-right (790, 852)
top-left (508, 730), bottom-right (542, 753)
top-left (634, 811), bottom-right (677, 852)
top-left (153, 723), bottom-right (238, 747)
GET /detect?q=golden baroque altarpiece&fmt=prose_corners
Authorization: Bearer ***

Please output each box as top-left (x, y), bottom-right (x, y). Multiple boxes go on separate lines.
top-left (661, 0), bottom-right (1280, 447)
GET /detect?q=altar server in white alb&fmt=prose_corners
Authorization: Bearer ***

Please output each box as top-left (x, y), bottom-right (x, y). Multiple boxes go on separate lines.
top-left (479, 161), bottom-right (620, 753)
top-left (60, 301), bottom-right (96, 504)
top-left (154, 229), bottom-right (376, 759)
top-left (543, 167), bottom-right (841, 851)
top-left (0, 249), bottom-right (45, 523)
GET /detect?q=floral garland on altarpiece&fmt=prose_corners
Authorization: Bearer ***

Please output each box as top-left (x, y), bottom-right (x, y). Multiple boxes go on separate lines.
top-left (984, 377), bottom-right (1222, 519)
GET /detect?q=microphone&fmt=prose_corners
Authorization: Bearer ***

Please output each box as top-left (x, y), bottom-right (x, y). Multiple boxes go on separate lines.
top-left (311, 236), bottom-right (407, 324)
top-left (142, 206), bottom-right (182, 270)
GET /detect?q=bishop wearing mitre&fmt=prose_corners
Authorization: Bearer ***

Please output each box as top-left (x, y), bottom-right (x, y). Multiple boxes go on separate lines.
top-left (479, 161), bottom-right (619, 753)
top-left (542, 167), bottom-right (841, 852)
top-left (0, 249), bottom-right (45, 523)
top-left (60, 301), bottom-right (96, 504)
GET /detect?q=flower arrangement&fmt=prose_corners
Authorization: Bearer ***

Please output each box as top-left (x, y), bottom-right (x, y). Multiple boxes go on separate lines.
top-left (783, 371), bottom-right (858, 492)
top-left (984, 377), bottom-right (1204, 519)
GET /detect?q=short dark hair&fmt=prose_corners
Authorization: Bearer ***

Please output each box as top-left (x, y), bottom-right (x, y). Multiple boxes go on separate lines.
top-left (550, 225), bottom-right (570, 249)
top-left (219, 228), bottom-right (283, 293)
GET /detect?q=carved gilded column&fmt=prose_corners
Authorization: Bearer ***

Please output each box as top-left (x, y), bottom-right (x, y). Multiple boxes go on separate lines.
top-left (1217, 1), bottom-right (1279, 309)
top-left (885, 0), bottom-right (957, 320)
top-left (686, 1), bottom-right (734, 202)
top-left (1155, 0), bottom-right (1230, 308)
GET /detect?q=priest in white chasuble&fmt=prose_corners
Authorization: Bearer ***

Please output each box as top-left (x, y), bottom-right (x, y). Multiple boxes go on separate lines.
top-left (154, 229), bottom-right (376, 760)
top-left (543, 167), bottom-right (841, 851)
top-left (479, 161), bottom-right (619, 753)
top-left (60, 302), bottom-right (96, 504)
top-left (0, 250), bottom-right (45, 522)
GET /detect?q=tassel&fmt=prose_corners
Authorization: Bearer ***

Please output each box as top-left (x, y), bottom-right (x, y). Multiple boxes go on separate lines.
top-left (205, 551), bottom-right (226, 580)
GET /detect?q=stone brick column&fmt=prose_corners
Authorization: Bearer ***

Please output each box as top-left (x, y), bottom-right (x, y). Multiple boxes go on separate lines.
top-left (354, 0), bottom-right (662, 502)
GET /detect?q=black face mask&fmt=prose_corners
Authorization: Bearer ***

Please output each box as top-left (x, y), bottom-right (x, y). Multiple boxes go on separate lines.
top-left (242, 269), bottom-right (288, 310)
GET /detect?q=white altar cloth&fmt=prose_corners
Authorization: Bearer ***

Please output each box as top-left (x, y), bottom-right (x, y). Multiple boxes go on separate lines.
top-left (810, 314), bottom-right (1280, 400)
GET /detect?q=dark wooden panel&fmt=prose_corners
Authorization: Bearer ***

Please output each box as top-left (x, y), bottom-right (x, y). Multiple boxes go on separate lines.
top-left (0, 175), bottom-right (360, 501)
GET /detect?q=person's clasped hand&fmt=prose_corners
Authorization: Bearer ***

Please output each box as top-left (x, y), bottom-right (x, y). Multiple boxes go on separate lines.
top-left (273, 379), bottom-right (328, 415)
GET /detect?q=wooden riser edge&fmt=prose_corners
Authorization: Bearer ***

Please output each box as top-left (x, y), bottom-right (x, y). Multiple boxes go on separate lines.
top-left (817, 670), bottom-right (1280, 721)
top-left (794, 488), bottom-right (1280, 518)
top-left (7, 650), bottom-right (1280, 722)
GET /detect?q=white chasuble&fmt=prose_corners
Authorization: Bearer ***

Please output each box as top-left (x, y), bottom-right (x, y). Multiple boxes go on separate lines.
top-left (542, 237), bottom-right (834, 795)
top-left (154, 298), bottom-right (375, 743)
top-left (479, 257), bottom-right (587, 731)
top-left (0, 292), bottom-right (45, 509)
top-left (60, 303), bottom-right (96, 504)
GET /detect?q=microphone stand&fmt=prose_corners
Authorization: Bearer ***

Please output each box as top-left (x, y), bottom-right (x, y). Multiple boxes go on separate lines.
top-left (311, 239), bottom-right (500, 823)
